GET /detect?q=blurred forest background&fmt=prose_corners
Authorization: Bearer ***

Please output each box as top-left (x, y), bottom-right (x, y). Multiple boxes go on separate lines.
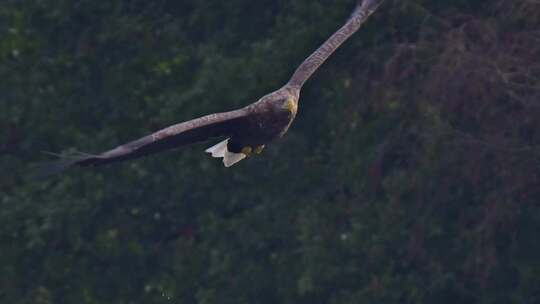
top-left (1, 0), bottom-right (540, 303)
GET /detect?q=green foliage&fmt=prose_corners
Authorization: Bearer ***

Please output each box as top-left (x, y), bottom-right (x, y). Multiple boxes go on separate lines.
top-left (1, 0), bottom-right (539, 303)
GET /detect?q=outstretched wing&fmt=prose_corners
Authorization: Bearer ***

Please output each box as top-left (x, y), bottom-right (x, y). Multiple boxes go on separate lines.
top-left (287, 0), bottom-right (384, 89)
top-left (37, 108), bottom-right (250, 176)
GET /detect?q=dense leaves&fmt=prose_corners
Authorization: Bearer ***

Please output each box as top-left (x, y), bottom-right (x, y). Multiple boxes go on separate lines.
top-left (1, 0), bottom-right (539, 303)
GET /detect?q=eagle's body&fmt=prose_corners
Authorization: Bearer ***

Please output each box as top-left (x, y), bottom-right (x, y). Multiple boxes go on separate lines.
top-left (240, 86), bottom-right (300, 145)
top-left (40, 0), bottom-right (383, 174)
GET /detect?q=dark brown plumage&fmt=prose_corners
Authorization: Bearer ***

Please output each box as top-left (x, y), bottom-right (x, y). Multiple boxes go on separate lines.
top-left (39, 0), bottom-right (384, 175)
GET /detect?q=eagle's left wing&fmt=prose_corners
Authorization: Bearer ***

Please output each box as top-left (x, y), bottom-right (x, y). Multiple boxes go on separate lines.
top-left (287, 0), bottom-right (384, 89)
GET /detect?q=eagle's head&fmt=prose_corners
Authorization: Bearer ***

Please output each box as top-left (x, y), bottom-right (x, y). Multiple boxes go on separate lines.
top-left (282, 95), bottom-right (298, 117)
top-left (254, 85), bottom-right (300, 117)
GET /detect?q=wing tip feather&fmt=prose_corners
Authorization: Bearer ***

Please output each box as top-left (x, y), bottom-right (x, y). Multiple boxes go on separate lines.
top-left (30, 151), bottom-right (98, 180)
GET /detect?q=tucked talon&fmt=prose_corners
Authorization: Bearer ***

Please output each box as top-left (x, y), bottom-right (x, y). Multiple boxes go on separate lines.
top-left (254, 145), bottom-right (265, 154)
top-left (241, 146), bottom-right (253, 156)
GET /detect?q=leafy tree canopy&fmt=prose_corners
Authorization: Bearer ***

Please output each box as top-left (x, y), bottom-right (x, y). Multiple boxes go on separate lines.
top-left (1, 0), bottom-right (539, 303)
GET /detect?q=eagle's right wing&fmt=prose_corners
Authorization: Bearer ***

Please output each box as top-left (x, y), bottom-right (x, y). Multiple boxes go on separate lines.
top-left (36, 108), bottom-right (252, 177)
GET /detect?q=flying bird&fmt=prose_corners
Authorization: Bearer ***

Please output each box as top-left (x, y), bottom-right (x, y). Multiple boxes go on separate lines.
top-left (41, 0), bottom-right (384, 175)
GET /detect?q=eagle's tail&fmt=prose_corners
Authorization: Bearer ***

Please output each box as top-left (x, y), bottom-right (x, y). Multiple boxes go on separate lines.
top-left (205, 139), bottom-right (246, 167)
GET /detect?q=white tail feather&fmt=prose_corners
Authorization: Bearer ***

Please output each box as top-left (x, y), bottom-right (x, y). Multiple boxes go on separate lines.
top-left (205, 139), bottom-right (228, 158)
top-left (205, 139), bottom-right (246, 167)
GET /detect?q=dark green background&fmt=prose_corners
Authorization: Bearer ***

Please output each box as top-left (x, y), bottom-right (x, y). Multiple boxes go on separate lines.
top-left (2, 0), bottom-right (539, 303)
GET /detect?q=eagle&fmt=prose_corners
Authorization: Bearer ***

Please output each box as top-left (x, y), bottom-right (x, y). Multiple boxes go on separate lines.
top-left (41, 0), bottom-right (384, 174)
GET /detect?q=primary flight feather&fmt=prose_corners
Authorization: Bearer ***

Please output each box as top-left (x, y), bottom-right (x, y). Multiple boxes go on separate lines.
top-left (41, 0), bottom-right (384, 174)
